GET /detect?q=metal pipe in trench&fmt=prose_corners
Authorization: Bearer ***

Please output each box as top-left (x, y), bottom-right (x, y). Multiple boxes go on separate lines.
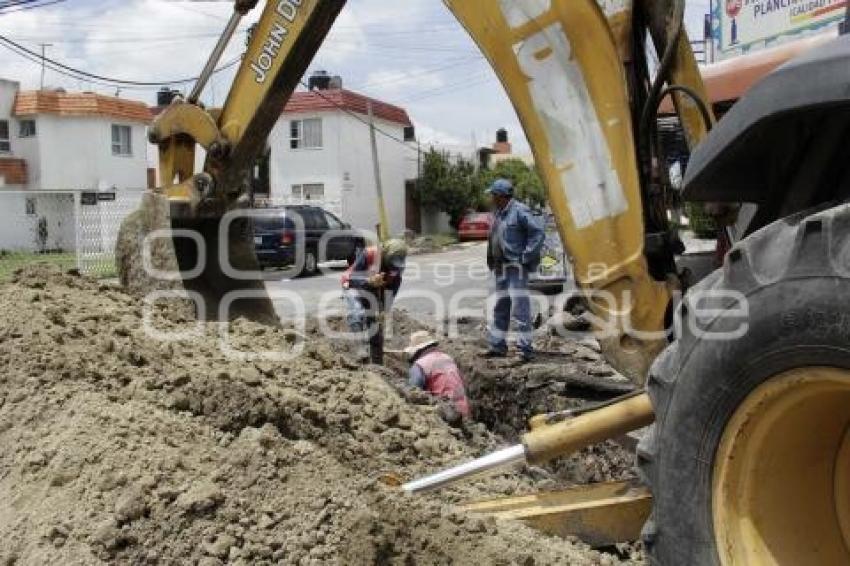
top-left (402, 393), bottom-right (654, 495)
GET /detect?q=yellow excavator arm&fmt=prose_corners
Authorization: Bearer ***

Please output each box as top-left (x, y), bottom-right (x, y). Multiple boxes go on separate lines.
top-left (121, 1), bottom-right (346, 323)
top-left (152, 0), bottom-right (346, 218)
top-left (446, 0), bottom-right (712, 381)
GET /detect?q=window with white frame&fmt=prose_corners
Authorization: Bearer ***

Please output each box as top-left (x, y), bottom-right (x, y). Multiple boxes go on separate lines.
top-left (0, 120), bottom-right (10, 152)
top-left (111, 124), bottom-right (132, 156)
top-left (291, 183), bottom-right (325, 201)
top-left (18, 119), bottom-right (36, 138)
top-left (289, 118), bottom-right (322, 149)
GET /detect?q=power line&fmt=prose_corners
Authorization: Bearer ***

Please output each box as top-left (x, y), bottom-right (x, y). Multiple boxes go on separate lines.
top-left (3, 30), bottom-right (247, 44)
top-left (0, 0), bottom-right (51, 9)
top-left (348, 56), bottom-right (482, 91)
top-left (400, 73), bottom-right (495, 103)
top-left (0, 32), bottom-right (241, 86)
top-left (0, 35), bottom-right (242, 91)
top-left (167, 1), bottom-right (230, 22)
top-left (299, 72), bottom-right (499, 154)
top-left (0, 0), bottom-right (64, 13)
top-left (297, 80), bottom-right (441, 158)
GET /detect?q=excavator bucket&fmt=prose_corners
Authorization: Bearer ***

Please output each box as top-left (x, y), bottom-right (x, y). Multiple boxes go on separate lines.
top-left (115, 191), bottom-right (278, 324)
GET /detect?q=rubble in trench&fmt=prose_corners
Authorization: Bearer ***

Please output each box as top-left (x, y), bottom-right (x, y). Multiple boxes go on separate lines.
top-left (0, 265), bottom-right (645, 565)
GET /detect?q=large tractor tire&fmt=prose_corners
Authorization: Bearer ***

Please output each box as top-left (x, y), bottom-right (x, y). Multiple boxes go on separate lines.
top-left (638, 203), bottom-right (850, 565)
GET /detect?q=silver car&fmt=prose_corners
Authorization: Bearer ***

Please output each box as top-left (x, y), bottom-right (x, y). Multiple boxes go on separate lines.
top-left (529, 211), bottom-right (570, 294)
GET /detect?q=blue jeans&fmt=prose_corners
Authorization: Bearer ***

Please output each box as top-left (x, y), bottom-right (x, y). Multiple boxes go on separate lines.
top-left (344, 289), bottom-right (370, 333)
top-left (343, 289), bottom-right (384, 362)
top-left (488, 265), bottom-right (533, 354)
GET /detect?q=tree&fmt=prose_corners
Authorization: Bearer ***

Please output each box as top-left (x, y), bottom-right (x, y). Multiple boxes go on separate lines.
top-left (416, 151), bottom-right (548, 230)
top-left (474, 159), bottom-right (546, 208)
top-left (415, 149), bottom-right (482, 228)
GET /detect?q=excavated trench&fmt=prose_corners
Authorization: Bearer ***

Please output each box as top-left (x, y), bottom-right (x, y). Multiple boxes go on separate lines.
top-left (0, 265), bottom-right (644, 565)
top-left (378, 310), bottom-right (639, 487)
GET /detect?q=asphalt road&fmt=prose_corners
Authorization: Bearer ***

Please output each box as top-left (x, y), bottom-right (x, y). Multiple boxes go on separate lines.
top-left (265, 241), bottom-right (494, 325)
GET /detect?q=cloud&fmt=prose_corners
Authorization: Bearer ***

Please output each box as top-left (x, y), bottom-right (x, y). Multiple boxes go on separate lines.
top-left (360, 67), bottom-right (446, 95)
top-left (0, 0), bottom-right (245, 102)
top-left (411, 120), bottom-right (465, 147)
top-left (0, 1), bottom-right (717, 154)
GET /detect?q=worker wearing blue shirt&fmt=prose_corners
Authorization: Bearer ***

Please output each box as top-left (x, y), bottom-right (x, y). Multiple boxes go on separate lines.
top-left (482, 178), bottom-right (545, 362)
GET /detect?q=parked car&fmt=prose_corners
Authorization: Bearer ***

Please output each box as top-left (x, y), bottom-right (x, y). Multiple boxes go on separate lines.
top-left (253, 205), bottom-right (364, 276)
top-left (529, 211), bottom-right (571, 294)
top-left (457, 212), bottom-right (493, 241)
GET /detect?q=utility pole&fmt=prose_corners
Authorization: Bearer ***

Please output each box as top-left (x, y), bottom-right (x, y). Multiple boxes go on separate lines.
top-left (367, 100), bottom-right (389, 242)
top-left (707, 0), bottom-right (716, 63)
top-left (842, 0), bottom-right (850, 35)
top-left (39, 43), bottom-right (52, 90)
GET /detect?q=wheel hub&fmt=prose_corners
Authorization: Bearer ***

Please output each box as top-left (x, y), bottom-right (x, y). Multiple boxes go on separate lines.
top-left (713, 367), bottom-right (850, 565)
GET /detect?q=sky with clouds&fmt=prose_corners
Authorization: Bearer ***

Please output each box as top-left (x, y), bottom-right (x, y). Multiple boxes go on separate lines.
top-left (0, 0), bottom-right (712, 151)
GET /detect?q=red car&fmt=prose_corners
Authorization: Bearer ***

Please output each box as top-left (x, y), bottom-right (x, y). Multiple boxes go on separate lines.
top-left (458, 212), bottom-right (493, 241)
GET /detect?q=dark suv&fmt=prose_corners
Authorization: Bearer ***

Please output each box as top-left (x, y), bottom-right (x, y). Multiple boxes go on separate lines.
top-left (253, 205), bottom-right (363, 275)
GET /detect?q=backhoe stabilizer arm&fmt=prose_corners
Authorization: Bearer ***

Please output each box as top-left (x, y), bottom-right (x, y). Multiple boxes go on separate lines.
top-left (402, 393), bottom-right (654, 494)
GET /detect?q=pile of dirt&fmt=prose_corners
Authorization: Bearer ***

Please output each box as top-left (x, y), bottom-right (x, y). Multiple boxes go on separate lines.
top-left (0, 265), bottom-right (644, 565)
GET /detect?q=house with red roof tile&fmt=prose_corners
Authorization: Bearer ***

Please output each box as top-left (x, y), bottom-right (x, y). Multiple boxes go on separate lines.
top-left (0, 80), bottom-right (149, 253)
top-left (260, 73), bottom-right (419, 235)
top-left (148, 74), bottom-right (421, 235)
top-left (1, 82), bottom-right (150, 192)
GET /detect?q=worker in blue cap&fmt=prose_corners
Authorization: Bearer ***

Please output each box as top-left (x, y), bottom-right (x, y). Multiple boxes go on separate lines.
top-left (482, 178), bottom-right (545, 362)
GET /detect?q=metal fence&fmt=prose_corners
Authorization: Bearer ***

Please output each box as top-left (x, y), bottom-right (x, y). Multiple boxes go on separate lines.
top-left (0, 189), bottom-right (145, 281)
top-left (76, 189), bottom-right (145, 277)
top-left (0, 190), bottom-right (349, 282)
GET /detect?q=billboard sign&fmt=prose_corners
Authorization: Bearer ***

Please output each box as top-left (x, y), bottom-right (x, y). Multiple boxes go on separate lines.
top-left (719, 0), bottom-right (846, 52)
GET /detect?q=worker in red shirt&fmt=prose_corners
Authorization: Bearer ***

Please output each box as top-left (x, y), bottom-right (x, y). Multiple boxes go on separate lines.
top-left (341, 239), bottom-right (408, 363)
top-left (404, 331), bottom-right (471, 419)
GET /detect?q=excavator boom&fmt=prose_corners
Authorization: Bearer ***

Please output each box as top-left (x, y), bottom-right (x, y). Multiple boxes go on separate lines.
top-left (117, 0), bottom-right (345, 324)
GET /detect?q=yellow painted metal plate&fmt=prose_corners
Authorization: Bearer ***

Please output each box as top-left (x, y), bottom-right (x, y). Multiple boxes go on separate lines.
top-left (464, 480), bottom-right (651, 547)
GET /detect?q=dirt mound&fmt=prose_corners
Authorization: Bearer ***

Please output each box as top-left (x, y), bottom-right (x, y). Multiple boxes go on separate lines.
top-left (0, 265), bottom-right (643, 565)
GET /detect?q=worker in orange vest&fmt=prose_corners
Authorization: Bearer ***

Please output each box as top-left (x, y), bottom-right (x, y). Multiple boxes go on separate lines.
top-left (404, 331), bottom-right (471, 419)
top-left (341, 239), bottom-right (408, 363)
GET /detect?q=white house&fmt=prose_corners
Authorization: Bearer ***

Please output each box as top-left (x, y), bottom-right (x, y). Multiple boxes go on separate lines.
top-left (265, 85), bottom-right (416, 236)
top-left (2, 84), bottom-right (150, 192)
top-left (0, 81), bottom-right (150, 253)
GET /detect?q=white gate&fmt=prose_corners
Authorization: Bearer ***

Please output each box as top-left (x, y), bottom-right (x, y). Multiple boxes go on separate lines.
top-left (76, 189), bottom-right (145, 277)
top-left (0, 189), bottom-right (145, 280)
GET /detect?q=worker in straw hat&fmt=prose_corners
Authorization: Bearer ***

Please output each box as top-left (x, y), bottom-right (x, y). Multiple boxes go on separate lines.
top-left (405, 331), bottom-right (471, 418)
